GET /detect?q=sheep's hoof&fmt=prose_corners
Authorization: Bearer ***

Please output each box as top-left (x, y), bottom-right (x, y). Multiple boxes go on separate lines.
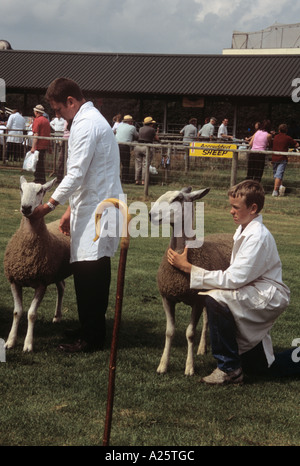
top-left (5, 340), bottom-right (15, 349)
top-left (52, 317), bottom-right (62, 323)
top-left (157, 364), bottom-right (167, 374)
top-left (23, 342), bottom-right (33, 352)
top-left (184, 367), bottom-right (195, 376)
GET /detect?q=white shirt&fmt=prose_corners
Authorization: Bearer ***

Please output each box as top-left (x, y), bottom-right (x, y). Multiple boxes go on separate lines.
top-left (50, 117), bottom-right (66, 133)
top-left (6, 112), bottom-right (26, 143)
top-left (190, 215), bottom-right (290, 365)
top-left (52, 101), bottom-right (123, 263)
top-left (199, 122), bottom-right (214, 138)
top-left (180, 124), bottom-right (197, 143)
top-left (217, 123), bottom-right (228, 138)
top-left (0, 124), bottom-right (6, 145)
top-left (115, 122), bottom-right (138, 143)
top-left (112, 121), bottom-right (121, 134)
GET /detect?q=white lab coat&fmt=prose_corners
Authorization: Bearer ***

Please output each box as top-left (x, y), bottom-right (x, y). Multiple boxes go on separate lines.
top-left (6, 112), bottom-right (26, 143)
top-left (52, 101), bottom-right (123, 263)
top-left (190, 215), bottom-right (290, 366)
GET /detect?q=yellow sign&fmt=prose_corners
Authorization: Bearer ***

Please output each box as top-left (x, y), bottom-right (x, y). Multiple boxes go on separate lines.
top-left (190, 142), bottom-right (237, 158)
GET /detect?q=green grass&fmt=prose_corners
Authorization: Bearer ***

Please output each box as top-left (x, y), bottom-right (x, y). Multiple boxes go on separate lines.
top-left (0, 168), bottom-right (299, 446)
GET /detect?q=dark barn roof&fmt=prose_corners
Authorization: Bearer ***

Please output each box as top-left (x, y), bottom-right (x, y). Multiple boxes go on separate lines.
top-left (0, 49), bottom-right (299, 100)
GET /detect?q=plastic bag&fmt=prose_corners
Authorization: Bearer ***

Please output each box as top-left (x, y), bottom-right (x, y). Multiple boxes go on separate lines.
top-left (23, 150), bottom-right (39, 172)
top-left (149, 164), bottom-right (158, 175)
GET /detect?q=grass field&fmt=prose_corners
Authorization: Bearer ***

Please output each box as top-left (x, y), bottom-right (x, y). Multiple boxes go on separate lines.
top-left (0, 169), bottom-right (299, 447)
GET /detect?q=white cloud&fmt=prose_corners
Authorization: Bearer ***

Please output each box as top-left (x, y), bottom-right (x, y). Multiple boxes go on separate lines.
top-left (0, 0), bottom-right (300, 54)
top-left (195, 0), bottom-right (242, 22)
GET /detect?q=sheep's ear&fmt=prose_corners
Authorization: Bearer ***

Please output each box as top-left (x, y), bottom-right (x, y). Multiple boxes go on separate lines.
top-left (20, 175), bottom-right (27, 187)
top-left (181, 187), bottom-right (192, 194)
top-left (171, 191), bottom-right (184, 203)
top-left (43, 178), bottom-right (57, 192)
top-left (187, 188), bottom-right (210, 202)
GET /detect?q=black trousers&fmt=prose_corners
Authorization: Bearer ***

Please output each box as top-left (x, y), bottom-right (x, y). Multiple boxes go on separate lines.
top-left (34, 149), bottom-right (46, 184)
top-left (6, 142), bottom-right (24, 161)
top-left (246, 153), bottom-right (266, 182)
top-left (119, 144), bottom-right (131, 183)
top-left (72, 256), bottom-right (111, 348)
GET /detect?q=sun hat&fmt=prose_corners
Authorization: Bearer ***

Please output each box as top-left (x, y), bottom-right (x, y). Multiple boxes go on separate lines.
top-left (33, 104), bottom-right (45, 114)
top-left (144, 116), bottom-right (155, 124)
top-left (123, 115), bottom-right (133, 121)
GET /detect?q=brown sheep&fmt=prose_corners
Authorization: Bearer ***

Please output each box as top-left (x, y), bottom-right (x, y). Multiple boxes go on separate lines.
top-left (4, 176), bottom-right (71, 352)
top-left (150, 187), bottom-right (232, 375)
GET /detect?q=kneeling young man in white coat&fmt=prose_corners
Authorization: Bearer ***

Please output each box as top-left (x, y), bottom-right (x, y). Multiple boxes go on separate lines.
top-left (167, 180), bottom-right (299, 384)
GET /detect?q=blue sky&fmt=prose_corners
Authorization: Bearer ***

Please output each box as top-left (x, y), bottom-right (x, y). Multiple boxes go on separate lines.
top-left (1, 0), bottom-right (300, 55)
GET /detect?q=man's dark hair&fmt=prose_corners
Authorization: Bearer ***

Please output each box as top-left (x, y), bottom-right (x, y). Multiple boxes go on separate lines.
top-left (45, 77), bottom-right (84, 104)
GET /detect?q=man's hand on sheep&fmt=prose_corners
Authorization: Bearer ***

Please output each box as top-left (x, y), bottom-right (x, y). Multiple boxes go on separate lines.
top-left (167, 247), bottom-right (192, 274)
top-left (30, 203), bottom-right (52, 220)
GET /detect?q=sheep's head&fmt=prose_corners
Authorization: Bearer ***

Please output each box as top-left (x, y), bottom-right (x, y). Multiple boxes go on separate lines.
top-left (20, 176), bottom-right (57, 217)
top-left (149, 187), bottom-right (210, 226)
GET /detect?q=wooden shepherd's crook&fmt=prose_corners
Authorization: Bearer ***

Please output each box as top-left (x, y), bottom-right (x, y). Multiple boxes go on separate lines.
top-left (94, 198), bottom-right (131, 447)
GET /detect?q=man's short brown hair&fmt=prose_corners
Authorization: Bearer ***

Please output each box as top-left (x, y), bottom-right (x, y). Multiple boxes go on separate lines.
top-left (228, 180), bottom-right (265, 213)
top-left (45, 77), bottom-right (84, 104)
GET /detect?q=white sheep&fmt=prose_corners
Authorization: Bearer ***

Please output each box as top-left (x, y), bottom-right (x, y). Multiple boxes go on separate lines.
top-left (150, 187), bottom-right (233, 375)
top-left (4, 176), bottom-right (71, 352)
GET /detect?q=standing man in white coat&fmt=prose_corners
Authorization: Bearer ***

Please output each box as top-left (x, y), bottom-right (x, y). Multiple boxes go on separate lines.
top-left (31, 77), bottom-right (123, 353)
top-left (167, 180), bottom-right (297, 384)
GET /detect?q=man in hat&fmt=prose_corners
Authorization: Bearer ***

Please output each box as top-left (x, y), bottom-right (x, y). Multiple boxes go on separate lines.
top-left (134, 116), bottom-right (159, 185)
top-left (115, 115), bottom-right (138, 183)
top-left (31, 104), bottom-right (51, 183)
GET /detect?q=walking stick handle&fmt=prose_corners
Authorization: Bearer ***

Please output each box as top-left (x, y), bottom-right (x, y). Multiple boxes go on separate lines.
top-left (94, 198), bottom-right (130, 249)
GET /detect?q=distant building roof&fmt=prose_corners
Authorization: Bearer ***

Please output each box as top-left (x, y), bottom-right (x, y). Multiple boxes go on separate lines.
top-left (231, 23), bottom-right (300, 50)
top-left (0, 49), bottom-right (299, 100)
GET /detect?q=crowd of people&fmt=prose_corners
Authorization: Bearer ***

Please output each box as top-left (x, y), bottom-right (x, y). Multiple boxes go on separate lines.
top-left (180, 116), bottom-right (299, 196)
top-left (0, 108), bottom-right (299, 192)
top-left (114, 114), bottom-right (159, 184)
top-left (245, 119), bottom-right (298, 196)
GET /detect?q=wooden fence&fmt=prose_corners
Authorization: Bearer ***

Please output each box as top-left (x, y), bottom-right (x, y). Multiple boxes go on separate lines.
top-left (1, 132), bottom-right (299, 196)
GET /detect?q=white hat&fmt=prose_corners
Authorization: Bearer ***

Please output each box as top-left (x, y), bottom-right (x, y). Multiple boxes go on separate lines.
top-left (33, 104), bottom-right (45, 114)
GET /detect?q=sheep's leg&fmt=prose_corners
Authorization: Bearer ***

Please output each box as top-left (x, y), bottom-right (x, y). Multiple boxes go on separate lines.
top-left (197, 307), bottom-right (208, 355)
top-left (5, 283), bottom-right (23, 349)
top-left (185, 304), bottom-right (202, 376)
top-left (52, 280), bottom-right (65, 323)
top-left (23, 285), bottom-right (47, 352)
top-left (157, 297), bottom-right (175, 374)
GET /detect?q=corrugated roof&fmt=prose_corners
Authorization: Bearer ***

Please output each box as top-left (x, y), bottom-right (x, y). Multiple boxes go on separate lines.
top-left (0, 49), bottom-right (299, 98)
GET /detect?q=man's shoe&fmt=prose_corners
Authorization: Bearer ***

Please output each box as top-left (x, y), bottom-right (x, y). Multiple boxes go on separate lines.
top-left (58, 339), bottom-right (103, 353)
top-left (201, 367), bottom-right (243, 385)
top-left (58, 339), bottom-right (88, 353)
